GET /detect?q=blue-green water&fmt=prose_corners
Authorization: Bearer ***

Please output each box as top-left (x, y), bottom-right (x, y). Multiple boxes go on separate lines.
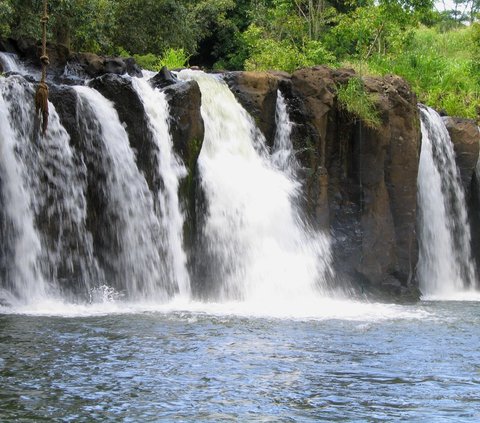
top-left (1, 301), bottom-right (479, 422)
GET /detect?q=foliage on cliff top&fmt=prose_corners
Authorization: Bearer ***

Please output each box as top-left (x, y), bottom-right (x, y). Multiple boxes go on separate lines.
top-left (131, 49), bottom-right (190, 72)
top-left (337, 77), bottom-right (381, 129)
top-left (364, 25), bottom-right (480, 120)
top-left (1, 0), bottom-right (479, 119)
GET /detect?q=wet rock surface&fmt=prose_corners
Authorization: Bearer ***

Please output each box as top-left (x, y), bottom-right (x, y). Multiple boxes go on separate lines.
top-left (227, 67), bottom-right (422, 299)
top-left (4, 39), bottom-right (479, 299)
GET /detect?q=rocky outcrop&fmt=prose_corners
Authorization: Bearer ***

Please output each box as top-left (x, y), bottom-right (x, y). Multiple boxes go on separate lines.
top-left (0, 37), bottom-right (142, 80)
top-left (443, 117), bottom-right (480, 195)
top-left (3, 42), bottom-right (458, 300)
top-left (225, 71), bottom-right (280, 146)
top-left (161, 77), bottom-right (205, 256)
top-left (89, 74), bottom-right (158, 191)
top-left (89, 73), bottom-right (204, 259)
top-left (67, 53), bottom-right (142, 79)
top-left (227, 67), bottom-right (422, 299)
top-left (49, 71), bottom-right (205, 287)
top-left (446, 119), bottom-right (480, 277)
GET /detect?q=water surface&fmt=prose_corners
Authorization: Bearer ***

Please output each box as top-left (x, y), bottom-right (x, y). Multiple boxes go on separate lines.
top-left (1, 301), bottom-right (479, 422)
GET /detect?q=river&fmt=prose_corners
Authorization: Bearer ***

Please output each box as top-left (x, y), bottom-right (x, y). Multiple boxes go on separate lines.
top-left (1, 299), bottom-right (479, 421)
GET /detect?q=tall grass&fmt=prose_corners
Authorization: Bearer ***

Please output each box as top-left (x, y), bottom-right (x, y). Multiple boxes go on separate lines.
top-left (360, 26), bottom-right (479, 120)
top-left (337, 77), bottom-right (381, 128)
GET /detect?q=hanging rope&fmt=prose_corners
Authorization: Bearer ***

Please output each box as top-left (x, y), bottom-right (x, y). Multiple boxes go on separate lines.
top-left (35, 0), bottom-right (49, 135)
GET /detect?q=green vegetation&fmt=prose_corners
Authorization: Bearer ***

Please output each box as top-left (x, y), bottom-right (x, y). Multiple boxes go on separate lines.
top-left (1, 0), bottom-right (479, 119)
top-left (337, 77), bottom-right (381, 128)
top-left (133, 49), bottom-right (190, 72)
top-left (366, 25), bottom-right (479, 118)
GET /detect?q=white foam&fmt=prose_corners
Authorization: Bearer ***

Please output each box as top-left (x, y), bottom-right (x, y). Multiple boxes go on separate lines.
top-left (0, 295), bottom-right (431, 321)
top-left (422, 290), bottom-right (480, 302)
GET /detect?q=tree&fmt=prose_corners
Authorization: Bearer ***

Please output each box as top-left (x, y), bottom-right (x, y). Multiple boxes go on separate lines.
top-left (0, 0), bottom-right (14, 38)
top-left (113, 0), bottom-right (193, 55)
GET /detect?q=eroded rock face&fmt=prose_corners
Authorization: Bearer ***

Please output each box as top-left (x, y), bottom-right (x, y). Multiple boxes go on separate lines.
top-left (225, 71), bottom-right (280, 146)
top-left (89, 73), bottom-right (204, 260)
top-left (49, 71), bottom-right (205, 285)
top-left (0, 42), bottom-right (448, 299)
top-left (443, 117), bottom-right (480, 195)
top-left (226, 67), bottom-right (422, 299)
top-left (89, 74), bottom-right (158, 192)
top-left (161, 77), bottom-right (205, 259)
top-left (446, 119), bottom-right (480, 277)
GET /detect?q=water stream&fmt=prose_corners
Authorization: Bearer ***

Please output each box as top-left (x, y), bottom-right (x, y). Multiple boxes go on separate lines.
top-left (178, 70), bottom-right (332, 305)
top-left (417, 105), bottom-right (477, 299)
top-left (74, 86), bottom-right (169, 301)
top-left (0, 52), bottom-right (22, 73)
top-left (132, 77), bottom-right (190, 298)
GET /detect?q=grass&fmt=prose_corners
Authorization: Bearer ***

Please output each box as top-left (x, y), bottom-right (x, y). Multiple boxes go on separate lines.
top-left (336, 76), bottom-right (381, 129)
top-left (355, 26), bottom-right (480, 120)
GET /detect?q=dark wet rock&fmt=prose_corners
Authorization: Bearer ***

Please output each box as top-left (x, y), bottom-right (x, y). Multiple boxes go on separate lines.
top-left (124, 58), bottom-right (142, 77)
top-left (162, 79), bottom-right (205, 276)
top-left (224, 71), bottom-right (280, 146)
top-left (163, 80), bottom-right (204, 165)
top-left (150, 66), bottom-right (178, 89)
top-left (89, 74), bottom-right (157, 192)
top-left (443, 116), bottom-right (480, 194)
top-left (89, 73), bottom-right (204, 274)
top-left (446, 118), bottom-right (480, 278)
top-left (0, 37), bottom-right (142, 79)
top-left (226, 67), bottom-right (421, 299)
top-left (104, 57), bottom-right (127, 75)
top-left (49, 85), bottom-right (82, 150)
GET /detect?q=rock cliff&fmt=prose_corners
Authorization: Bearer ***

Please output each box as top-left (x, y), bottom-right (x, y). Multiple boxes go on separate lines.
top-left (3, 38), bottom-right (480, 300)
top-left (227, 67), bottom-right (422, 299)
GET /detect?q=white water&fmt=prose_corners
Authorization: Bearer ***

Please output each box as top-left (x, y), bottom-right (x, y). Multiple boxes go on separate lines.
top-left (417, 105), bottom-right (477, 299)
top-left (75, 86), bottom-right (170, 300)
top-left (0, 52), bottom-right (39, 78)
top-left (36, 98), bottom-right (102, 299)
top-left (132, 77), bottom-right (190, 297)
top-left (272, 90), bottom-right (297, 174)
top-left (0, 52), bottom-right (22, 73)
top-left (178, 70), bottom-right (332, 304)
top-left (0, 77), bottom-right (46, 303)
top-left (0, 294), bottom-right (432, 321)
top-left (0, 76), bottom-right (105, 304)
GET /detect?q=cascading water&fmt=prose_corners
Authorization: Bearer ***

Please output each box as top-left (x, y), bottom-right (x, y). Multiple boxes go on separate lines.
top-left (178, 70), bottom-right (332, 305)
top-left (417, 105), bottom-right (477, 298)
top-left (132, 77), bottom-right (190, 297)
top-left (0, 77), bottom-right (46, 303)
top-left (272, 90), bottom-right (297, 174)
top-left (0, 52), bottom-right (21, 73)
top-left (0, 76), bottom-right (103, 304)
top-left (74, 86), bottom-right (174, 301)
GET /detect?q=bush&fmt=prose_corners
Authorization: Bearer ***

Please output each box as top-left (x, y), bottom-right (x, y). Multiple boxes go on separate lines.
top-left (363, 26), bottom-right (480, 120)
top-left (133, 48), bottom-right (190, 71)
top-left (337, 77), bottom-right (381, 129)
top-left (242, 24), bottom-right (335, 73)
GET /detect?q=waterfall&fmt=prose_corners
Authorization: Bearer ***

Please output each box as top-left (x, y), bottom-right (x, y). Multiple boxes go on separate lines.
top-left (178, 70), bottom-right (332, 303)
top-left (0, 77), bottom-right (46, 303)
top-left (272, 90), bottom-right (297, 174)
top-left (132, 77), bottom-right (190, 297)
top-left (0, 76), bottom-right (104, 303)
top-left (0, 52), bottom-right (21, 73)
top-left (417, 105), bottom-right (477, 298)
top-left (74, 86), bottom-right (173, 301)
